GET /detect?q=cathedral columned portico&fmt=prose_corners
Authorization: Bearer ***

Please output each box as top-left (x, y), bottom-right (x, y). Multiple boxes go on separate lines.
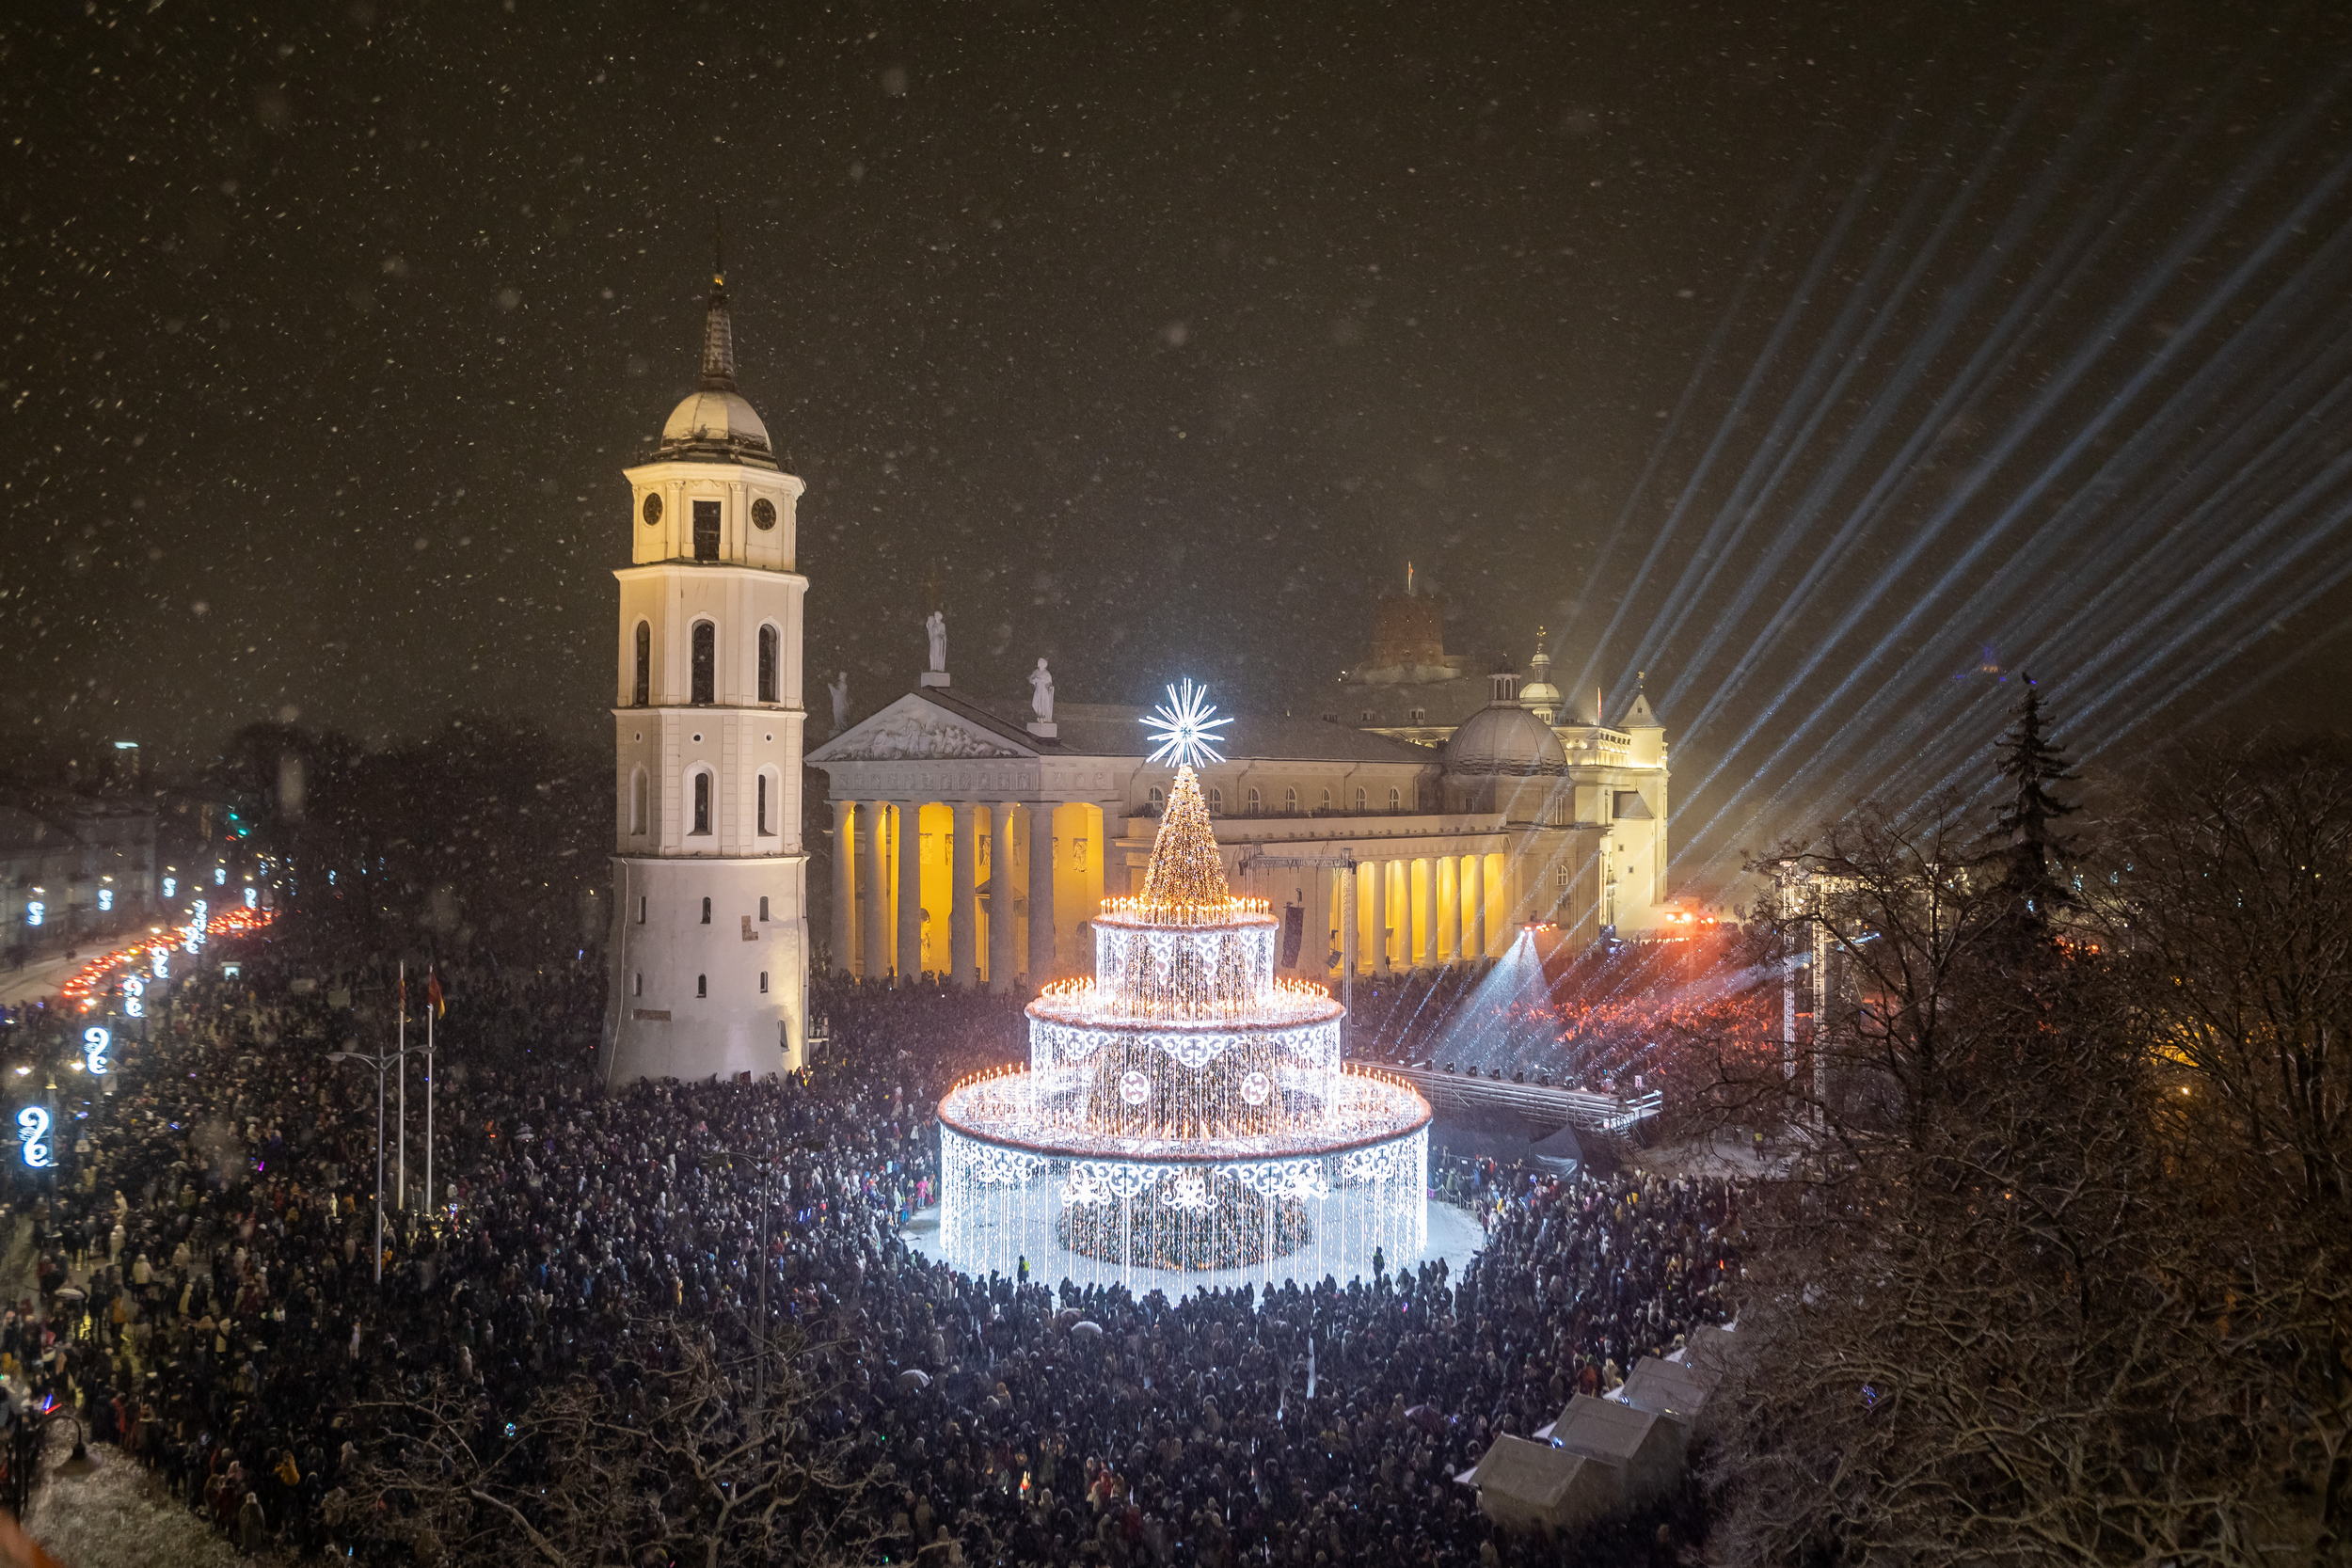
top-left (811, 657), bottom-right (1672, 990)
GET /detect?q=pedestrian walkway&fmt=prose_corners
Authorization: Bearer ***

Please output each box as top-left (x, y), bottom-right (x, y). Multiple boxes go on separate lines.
top-left (0, 957), bottom-right (80, 1010)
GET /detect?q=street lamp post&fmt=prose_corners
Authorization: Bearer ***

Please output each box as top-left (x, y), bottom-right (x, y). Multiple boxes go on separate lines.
top-left (327, 1040), bottom-right (417, 1284)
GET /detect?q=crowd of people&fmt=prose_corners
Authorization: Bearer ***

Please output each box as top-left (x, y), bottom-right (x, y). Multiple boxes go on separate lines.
top-left (0, 940), bottom-right (1740, 1564)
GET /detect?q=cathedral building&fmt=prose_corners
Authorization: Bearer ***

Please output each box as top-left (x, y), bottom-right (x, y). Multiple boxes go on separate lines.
top-left (602, 264), bottom-right (811, 1082)
top-left (808, 594), bottom-right (1671, 994)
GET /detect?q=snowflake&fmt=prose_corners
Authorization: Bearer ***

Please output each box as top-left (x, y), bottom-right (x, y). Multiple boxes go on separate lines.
top-left (1141, 678), bottom-right (1233, 768)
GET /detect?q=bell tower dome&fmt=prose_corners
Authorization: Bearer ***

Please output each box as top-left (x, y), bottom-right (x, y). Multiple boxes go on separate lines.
top-left (604, 244), bottom-right (811, 1083)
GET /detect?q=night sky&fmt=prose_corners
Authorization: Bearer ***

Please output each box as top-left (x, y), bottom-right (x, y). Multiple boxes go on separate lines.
top-left (7, 0), bottom-right (2349, 882)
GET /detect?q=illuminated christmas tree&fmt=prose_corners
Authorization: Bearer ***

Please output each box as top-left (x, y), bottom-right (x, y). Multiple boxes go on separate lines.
top-left (933, 680), bottom-right (1432, 1284)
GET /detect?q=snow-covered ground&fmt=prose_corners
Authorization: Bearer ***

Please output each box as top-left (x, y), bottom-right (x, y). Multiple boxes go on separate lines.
top-left (24, 1433), bottom-right (258, 1568)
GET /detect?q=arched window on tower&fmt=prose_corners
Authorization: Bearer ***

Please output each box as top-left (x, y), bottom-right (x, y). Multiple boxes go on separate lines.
top-left (692, 499), bottom-right (721, 561)
top-left (757, 625), bottom-right (779, 704)
top-left (701, 895), bottom-right (712, 924)
top-left (756, 773), bottom-right (772, 836)
top-left (632, 621), bottom-right (651, 706)
top-left (690, 621), bottom-right (716, 704)
top-left (628, 768), bottom-right (648, 835)
top-left (691, 770), bottom-right (711, 835)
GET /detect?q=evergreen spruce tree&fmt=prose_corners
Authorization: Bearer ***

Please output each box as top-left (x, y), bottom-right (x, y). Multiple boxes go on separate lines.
top-left (1985, 677), bottom-right (2079, 949)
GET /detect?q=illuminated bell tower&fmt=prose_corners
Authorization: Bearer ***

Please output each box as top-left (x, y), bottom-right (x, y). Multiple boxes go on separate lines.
top-left (604, 255), bottom-right (809, 1082)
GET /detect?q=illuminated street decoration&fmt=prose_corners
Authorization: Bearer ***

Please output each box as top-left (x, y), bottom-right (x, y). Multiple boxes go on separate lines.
top-left (1141, 678), bottom-right (1232, 768)
top-left (937, 760), bottom-right (1428, 1287)
top-left (82, 1026), bottom-right (111, 1075)
top-left (24, 902), bottom-right (42, 927)
top-left (214, 867), bottom-right (226, 886)
top-left (161, 877), bottom-right (176, 899)
top-left (17, 1107), bottom-right (53, 1169)
top-left (244, 886), bottom-right (259, 910)
top-left (97, 888), bottom-right (114, 912)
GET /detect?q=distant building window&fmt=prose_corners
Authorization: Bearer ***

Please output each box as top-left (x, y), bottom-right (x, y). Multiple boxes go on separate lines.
top-left (1354, 787), bottom-right (1367, 812)
top-left (757, 773), bottom-right (772, 836)
top-left (700, 896), bottom-right (713, 925)
top-left (692, 499), bottom-right (721, 561)
top-left (1388, 786), bottom-right (1401, 810)
top-left (1556, 863), bottom-right (1571, 891)
top-left (632, 621), bottom-right (651, 705)
top-left (1247, 786), bottom-right (1261, 814)
top-left (1409, 708), bottom-right (1426, 724)
top-left (1148, 786), bottom-right (1164, 811)
top-left (691, 622), bottom-right (716, 705)
top-left (691, 772), bottom-right (712, 835)
top-left (758, 971), bottom-right (769, 994)
top-left (1319, 788), bottom-right (1331, 811)
top-left (757, 625), bottom-right (779, 704)
top-left (1207, 788), bottom-right (1222, 813)
top-left (696, 974), bottom-right (707, 998)
top-left (1359, 709), bottom-right (1374, 723)
top-left (759, 895), bottom-right (771, 922)
top-left (1284, 787), bottom-right (1298, 813)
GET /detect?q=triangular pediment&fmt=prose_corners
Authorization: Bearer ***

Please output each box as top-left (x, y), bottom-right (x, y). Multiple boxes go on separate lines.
top-left (808, 693), bottom-right (1034, 763)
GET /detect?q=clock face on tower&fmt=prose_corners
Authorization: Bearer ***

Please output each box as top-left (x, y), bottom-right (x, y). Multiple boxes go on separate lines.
top-left (752, 498), bottom-right (777, 531)
top-left (642, 493), bottom-right (663, 527)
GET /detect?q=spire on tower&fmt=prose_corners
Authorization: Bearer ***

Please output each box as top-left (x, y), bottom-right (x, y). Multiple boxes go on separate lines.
top-left (698, 212), bottom-right (738, 393)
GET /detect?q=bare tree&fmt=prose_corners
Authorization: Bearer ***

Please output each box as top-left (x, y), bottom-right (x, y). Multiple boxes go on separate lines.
top-left (1703, 758), bottom-right (2345, 1564)
top-left (353, 1312), bottom-right (876, 1568)
top-left (2102, 736), bottom-right (2352, 1212)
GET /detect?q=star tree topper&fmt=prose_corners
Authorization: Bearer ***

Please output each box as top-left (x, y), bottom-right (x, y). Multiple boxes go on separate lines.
top-left (1141, 678), bottom-right (1233, 768)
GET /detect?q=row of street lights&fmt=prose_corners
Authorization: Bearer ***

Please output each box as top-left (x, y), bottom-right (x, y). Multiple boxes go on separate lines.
top-left (326, 960), bottom-right (437, 1285)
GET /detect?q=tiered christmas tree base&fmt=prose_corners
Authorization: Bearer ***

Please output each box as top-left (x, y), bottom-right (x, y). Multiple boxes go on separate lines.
top-left (933, 741), bottom-right (1433, 1291)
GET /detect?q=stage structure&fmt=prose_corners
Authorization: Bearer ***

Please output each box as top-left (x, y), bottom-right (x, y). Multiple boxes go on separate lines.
top-left (936, 683), bottom-right (1431, 1287)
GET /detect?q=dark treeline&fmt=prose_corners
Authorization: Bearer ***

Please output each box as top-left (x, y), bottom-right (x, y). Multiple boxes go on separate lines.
top-left (1694, 702), bottom-right (2352, 1565)
top-left (215, 715), bottom-right (606, 968)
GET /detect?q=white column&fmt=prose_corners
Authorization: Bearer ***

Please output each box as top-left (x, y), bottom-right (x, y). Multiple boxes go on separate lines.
top-left (896, 801), bottom-right (924, 980)
top-left (1368, 859), bottom-right (1390, 974)
top-left (830, 800), bottom-right (856, 975)
top-left (1337, 863), bottom-right (1358, 985)
top-left (1462, 853), bottom-right (1484, 961)
top-left (1418, 857), bottom-right (1438, 969)
top-left (989, 800), bottom-right (1019, 994)
top-left (1026, 801), bottom-right (1057, 984)
top-left (951, 801), bottom-right (980, 988)
top-left (1437, 855), bottom-right (1457, 964)
top-left (862, 804), bottom-right (891, 979)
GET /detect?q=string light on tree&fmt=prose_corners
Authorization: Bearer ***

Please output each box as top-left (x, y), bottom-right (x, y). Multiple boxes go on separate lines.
top-left (936, 694), bottom-right (1429, 1288)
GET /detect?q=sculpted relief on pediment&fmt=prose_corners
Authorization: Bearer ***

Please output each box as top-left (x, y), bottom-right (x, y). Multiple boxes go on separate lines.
top-left (829, 709), bottom-right (1025, 762)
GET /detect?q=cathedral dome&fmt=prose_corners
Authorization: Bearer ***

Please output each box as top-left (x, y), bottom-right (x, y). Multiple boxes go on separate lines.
top-left (1444, 701), bottom-right (1565, 773)
top-left (660, 388), bottom-right (773, 460)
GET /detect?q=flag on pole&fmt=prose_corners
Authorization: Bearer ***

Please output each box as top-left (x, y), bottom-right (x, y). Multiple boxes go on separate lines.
top-left (426, 968), bottom-right (447, 1019)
